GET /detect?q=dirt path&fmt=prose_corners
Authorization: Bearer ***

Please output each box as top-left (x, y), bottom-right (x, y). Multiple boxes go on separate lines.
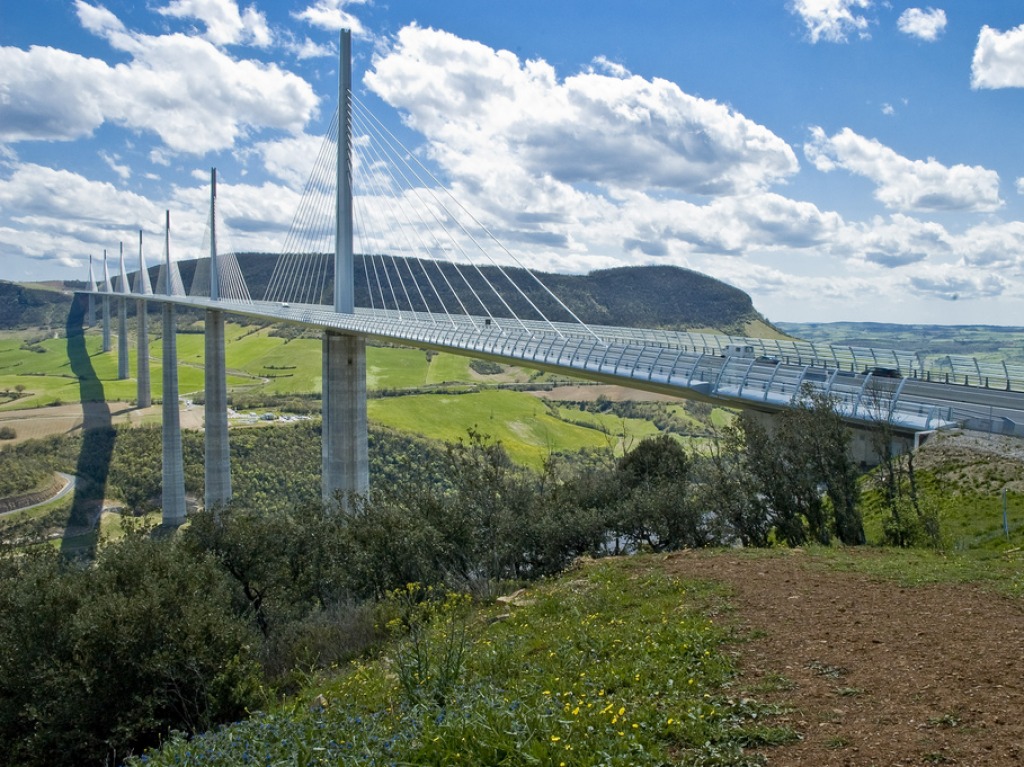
top-left (664, 550), bottom-right (1024, 766)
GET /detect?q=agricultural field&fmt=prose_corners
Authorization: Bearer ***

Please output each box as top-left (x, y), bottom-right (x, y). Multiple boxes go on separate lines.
top-left (0, 322), bottom-right (712, 466)
top-left (778, 321), bottom-right (1024, 366)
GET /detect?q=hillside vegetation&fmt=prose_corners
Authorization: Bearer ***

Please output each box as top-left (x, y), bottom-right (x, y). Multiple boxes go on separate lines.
top-left (2, 257), bottom-right (767, 334)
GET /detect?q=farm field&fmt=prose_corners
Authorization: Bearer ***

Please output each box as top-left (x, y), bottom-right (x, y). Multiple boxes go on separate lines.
top-left (1, 322), bottom-right (709, 464)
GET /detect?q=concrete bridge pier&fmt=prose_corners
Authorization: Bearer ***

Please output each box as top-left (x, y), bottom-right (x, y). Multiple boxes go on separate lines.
top-left (101, 296), bottom-right (111, 353)
top-left (322, 330), bottom-right (368, 510)
top-left (204, 308), bottom-right (231, 511)
top-left (117, 297), bottom-right (129, 380)
top-left (136, 300), bottom-right (151, 408)
top-left (161, 303), bottom-right (186, 525)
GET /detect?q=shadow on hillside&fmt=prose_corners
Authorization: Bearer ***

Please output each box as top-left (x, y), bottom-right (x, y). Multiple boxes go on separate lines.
top-left (62, 294), bottom-right (116, 559)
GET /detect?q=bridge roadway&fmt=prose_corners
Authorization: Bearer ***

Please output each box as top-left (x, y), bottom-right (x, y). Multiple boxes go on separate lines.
top-left (142, 294), bottom-right (1024, 438)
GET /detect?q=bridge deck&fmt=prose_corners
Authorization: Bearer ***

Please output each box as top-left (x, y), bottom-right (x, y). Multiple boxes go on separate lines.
top-left (89, 292), bottom-right (1024, 438)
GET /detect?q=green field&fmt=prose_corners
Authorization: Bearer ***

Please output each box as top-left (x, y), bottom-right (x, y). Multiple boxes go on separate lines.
top-left (369, 389), bottom-right (666, 468)
top-left (1, 323), bottom-right (706, 465)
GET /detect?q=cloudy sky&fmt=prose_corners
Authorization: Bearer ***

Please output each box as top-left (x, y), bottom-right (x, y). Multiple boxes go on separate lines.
top-left (2, 0), bottom-right (1024, 325)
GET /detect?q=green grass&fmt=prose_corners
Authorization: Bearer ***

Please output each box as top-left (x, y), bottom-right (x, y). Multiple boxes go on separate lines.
top-left (369, 390), bottom-right (649, 468)
top-left (799, 544), bottom-right (1024, 598)
top-left (129, 556), bottom-right (790, 767)
top-left (425, 352), bottom-right (472, 385)
top-left (1, 324), bottom-right (715, 466)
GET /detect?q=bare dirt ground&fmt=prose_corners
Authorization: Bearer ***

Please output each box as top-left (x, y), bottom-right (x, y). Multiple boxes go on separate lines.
top-left (529, 383), bottom-right (682, 402)
top-left (665, 550), bottom-right (1024, 766)
top-left (0, 402), bottom-right (204, 446)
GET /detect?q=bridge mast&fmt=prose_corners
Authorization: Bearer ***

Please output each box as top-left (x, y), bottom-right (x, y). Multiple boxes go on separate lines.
top-left (161, 211), bottom-right (186, 525)
top-left (136, 229), bottom-right (152, 408)
top-left (101, 250), bottom-right (112, 353)
top-left (323, 27), bottom-right (369, 510)
top-left (204, 167), bottom-right (232, 511)
top-left (117, 242), bottom-right (130, 380)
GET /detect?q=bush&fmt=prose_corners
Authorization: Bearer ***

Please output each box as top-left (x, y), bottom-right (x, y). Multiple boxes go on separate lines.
top-left (0, 529), bottom-right (264, 767)
top-left (0, 426), bottom-right (15, 440)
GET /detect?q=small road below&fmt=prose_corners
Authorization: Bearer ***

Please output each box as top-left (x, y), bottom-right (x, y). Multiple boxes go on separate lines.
top-left (0, 472), bottom-right (76, 517)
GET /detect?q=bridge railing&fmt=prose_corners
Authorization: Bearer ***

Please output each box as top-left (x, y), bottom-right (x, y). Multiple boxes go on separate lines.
top-left (136, 296), bottom-right (1023, 438)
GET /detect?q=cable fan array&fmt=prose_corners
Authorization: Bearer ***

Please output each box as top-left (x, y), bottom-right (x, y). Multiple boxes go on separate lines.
top-left (188, 205), bottom-right (253, 302)
top-left (262, 93), bottom-right (599, 341)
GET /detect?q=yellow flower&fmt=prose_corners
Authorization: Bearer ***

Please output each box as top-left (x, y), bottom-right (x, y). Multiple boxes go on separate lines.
top-left (550, 735), bottom-right (561, 742)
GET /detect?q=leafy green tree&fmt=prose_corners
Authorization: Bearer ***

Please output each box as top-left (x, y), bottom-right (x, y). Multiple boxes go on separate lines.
top-left (738, 388), bottom-right (864, 546)
top-left (613, 435), bottom-right (717, 551)
top-left (0, 530), bottom-right (262, 767)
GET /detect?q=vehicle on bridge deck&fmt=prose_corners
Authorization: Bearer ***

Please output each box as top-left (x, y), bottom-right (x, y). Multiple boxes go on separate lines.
top-left (720, 344), bottom-right (755, 358)
top-left (865, 366), bottom-right (902, 379)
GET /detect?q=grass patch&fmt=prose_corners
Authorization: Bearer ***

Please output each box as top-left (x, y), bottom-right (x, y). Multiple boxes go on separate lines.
top-left (131, 557), bottom-right (789, 766)
top-left (800, 545), bottom-right (1024, 598)
top-left (369, 389), bottom-right (626, 468)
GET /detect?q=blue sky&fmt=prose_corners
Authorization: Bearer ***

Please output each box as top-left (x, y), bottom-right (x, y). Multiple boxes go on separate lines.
top-left (2, 1), bottom-right (1024, 325)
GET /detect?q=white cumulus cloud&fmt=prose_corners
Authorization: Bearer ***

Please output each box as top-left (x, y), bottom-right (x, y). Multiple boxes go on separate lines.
top-left (0, 2), bottom-right (318, 154)
top-left (788, 0), bottom-right (872, 43)
top-left (804, 127), bottom-right (1002, 212)
top-left (366, 25), bottom-right (799, 198)
top-left (972, 24), bottom-right (1024, 89)
top-left (293, 0), bottom-right (369, 37)
top-left (896, 8), bottom-right (947, 42)
top-left (156, 0), bottom-right (272, 47)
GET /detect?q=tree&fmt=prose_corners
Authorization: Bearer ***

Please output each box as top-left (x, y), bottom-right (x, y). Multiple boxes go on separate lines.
top-left (0, 529), bottom-right (263, 767)
top-left (738, 387), bottom-right (864, 546)
top-left (613, 435), bottom-right (715, 551)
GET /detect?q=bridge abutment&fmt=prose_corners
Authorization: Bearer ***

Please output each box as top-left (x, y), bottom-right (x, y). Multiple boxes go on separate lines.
top-left (204, 308), bottom-right (232, 511)
top-left (322, 330), bottom-right (368, 511)
top-left (161, 303), bottom-right (186, 525)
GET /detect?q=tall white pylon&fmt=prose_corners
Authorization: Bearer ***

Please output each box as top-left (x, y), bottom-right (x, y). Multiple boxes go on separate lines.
top-left (101, 250), bottom-right (112, 353)
top-left (204, 167), bottom-right (232, 512)
top-left (322, 27), bottom-right (369, 511)
top-left (160, 210), bottom-right (186, 525)
top-left (117, 242), bottom-right (130, 380)
top-left (136, 230), bottom-right (152, 408)
top-left (87, 254), bottom-right (97, 327)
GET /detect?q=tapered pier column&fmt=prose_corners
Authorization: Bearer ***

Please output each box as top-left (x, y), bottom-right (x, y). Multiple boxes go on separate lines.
top-left (137, 306), bottom-right (150, 407)
top-left (204, 311), bottom-right (231, 509)
top-left (322, 331), bottom-right (368, 507)
top-left (203, 168), bottom-right (231, 511)
top-left (101, 251), bottom-right (112, 353)
top-left (322, 28), bottom-right (369, 511)
top-left (117, 244), bottom-right (130, 380)
top-left (102, 296), bottom-right (111, 352)
top-left (161, 303), bottom-right (186, 525)
top-left (87, 254), bottom-right (97, 327)
top-left (136, 231), bottom-right (152, 408)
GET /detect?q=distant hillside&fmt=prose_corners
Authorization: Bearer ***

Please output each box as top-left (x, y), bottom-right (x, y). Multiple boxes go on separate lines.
top-left (2, 257), bottom-right (766, 334)
top-left (223, 254), bottom-right (766, 334)
top-left (778, 321), bottom-right (1024, 365)
top-left (0, 281), bottom-right (73, 331)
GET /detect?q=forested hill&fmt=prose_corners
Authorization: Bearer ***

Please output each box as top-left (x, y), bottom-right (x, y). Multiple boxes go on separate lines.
top-left (199, 254), bottom-right (765, 333)
top-left (3, 257), bottom-right (766, 333)
top-left (0, 281), bottom-right (74, 330)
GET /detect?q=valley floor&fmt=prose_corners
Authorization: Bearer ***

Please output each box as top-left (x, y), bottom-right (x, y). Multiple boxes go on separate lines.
top-left (665, 549), bottom-right (1024, 766)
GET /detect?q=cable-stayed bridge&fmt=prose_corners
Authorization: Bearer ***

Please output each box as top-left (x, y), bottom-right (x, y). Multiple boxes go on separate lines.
top-left (77, 31), bottom-right (1024, 524)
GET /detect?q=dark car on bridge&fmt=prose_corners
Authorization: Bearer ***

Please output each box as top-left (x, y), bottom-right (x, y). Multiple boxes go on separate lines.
top-left (865, 366), bottom-right (902, 379)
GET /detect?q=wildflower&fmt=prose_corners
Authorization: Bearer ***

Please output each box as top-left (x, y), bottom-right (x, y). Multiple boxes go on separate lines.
top-left (550, 735), bottom-right (561, 742)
